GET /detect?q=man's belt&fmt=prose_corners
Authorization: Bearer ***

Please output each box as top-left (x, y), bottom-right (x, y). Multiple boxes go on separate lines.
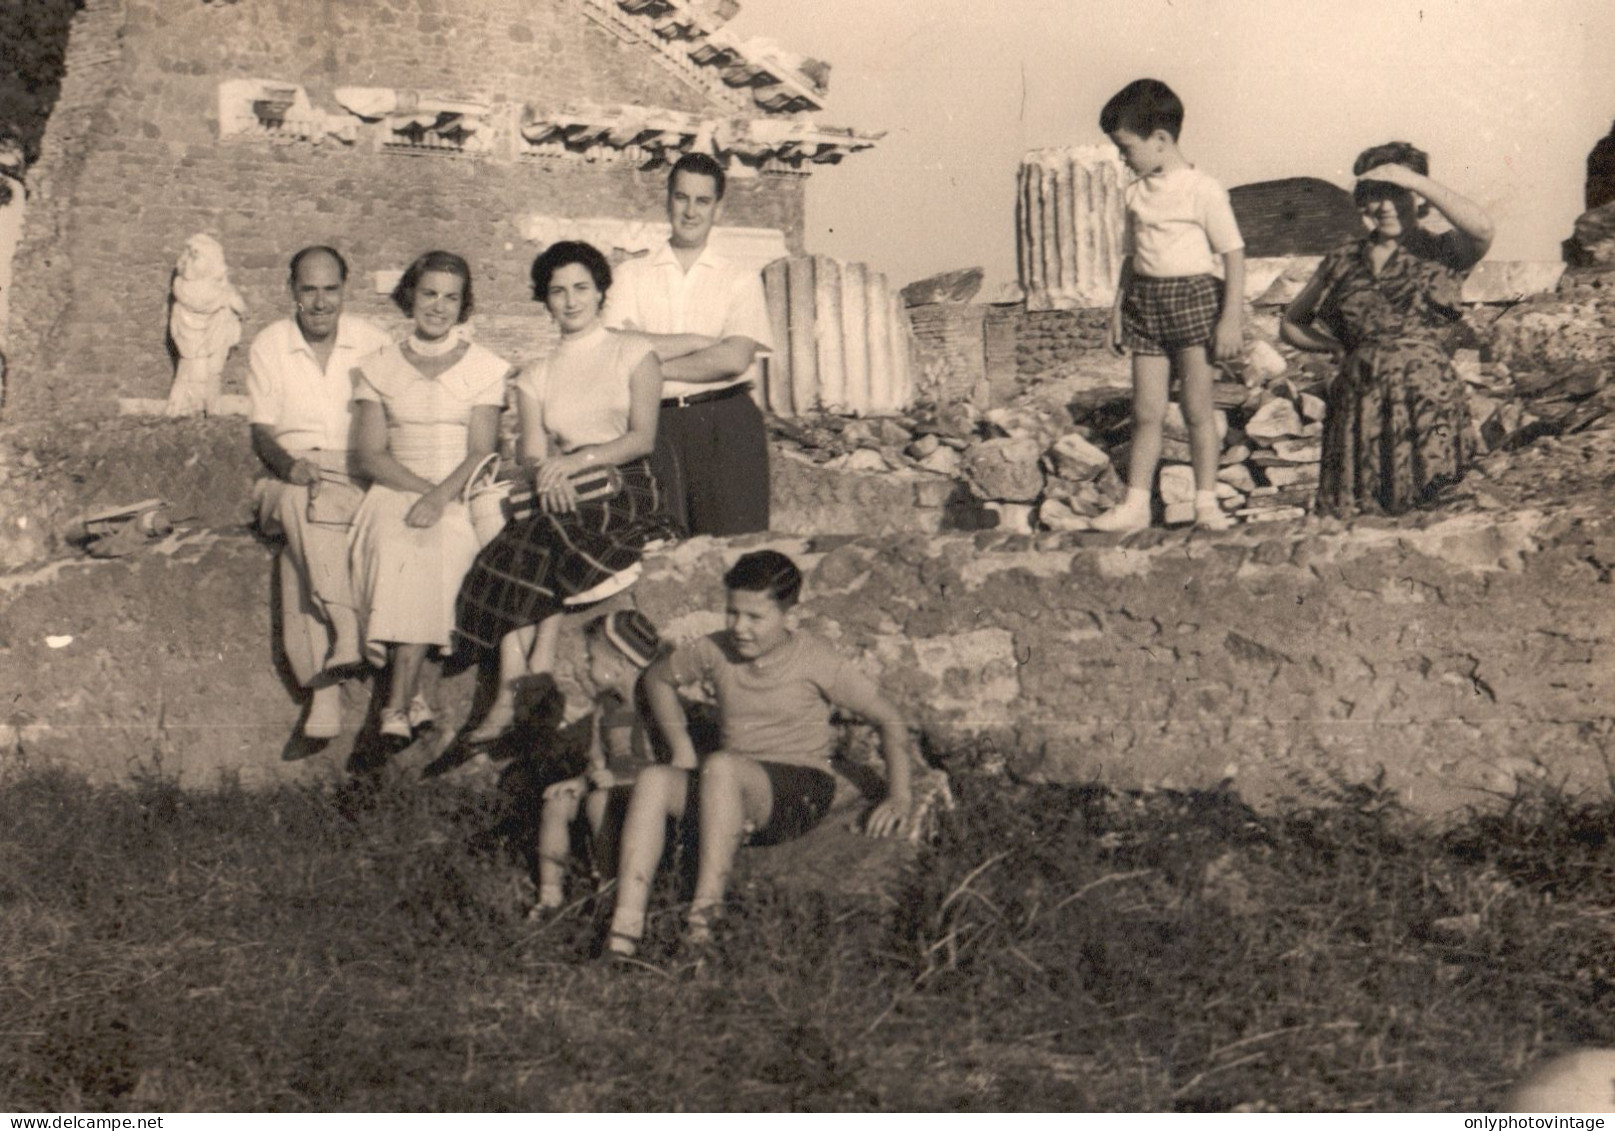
top-left (660, 382), bottom-right (752, 409)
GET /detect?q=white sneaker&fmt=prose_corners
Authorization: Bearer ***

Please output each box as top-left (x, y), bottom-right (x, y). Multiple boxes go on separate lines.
top-left (304, 684), bottom-right (343, 740)
top-left (1195, 504), bottom-right (1234, 532)
top-left (378, 708), bottom-right (412, 742)
top-left (1090, 503), bottom-right (1151, 533)
top-left (406, 695), bottom-right (436, 733)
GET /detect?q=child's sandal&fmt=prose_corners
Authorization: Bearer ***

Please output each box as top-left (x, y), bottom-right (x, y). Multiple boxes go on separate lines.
top-left (605, 930), bottom-right (640, 959)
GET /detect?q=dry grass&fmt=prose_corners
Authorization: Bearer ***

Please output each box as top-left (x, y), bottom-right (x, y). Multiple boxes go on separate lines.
top-left (3, 763), bottom-right (1614, 1111)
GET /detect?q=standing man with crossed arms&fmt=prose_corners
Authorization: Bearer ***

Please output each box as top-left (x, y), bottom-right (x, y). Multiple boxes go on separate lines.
top-left (604, 152), bottom-right (774, 536)
top-left (249, 246), bottom-right (391, 753)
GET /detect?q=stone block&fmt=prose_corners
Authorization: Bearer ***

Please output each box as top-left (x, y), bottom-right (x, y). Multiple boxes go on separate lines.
top-left (1461, 261), bottom-right (1566, 303)
top-left (1158, 463), bottom-right (1196, 505)
top-left (1480, 402), bottom-right (1541, 451)
top-left (1037, 497), bottom-right (1091, 532)
top-left (1234, 505), bottom-right (1307, 523)
top-left (1264, 464), bottom-right (1321, 489)
top-left (963, 436), bottom-right (1044, 502)
top-left (1251, 256), bottom-right (1325, 305)
top-left (984, 502), bottom-right (1035, 534)
top-left (907, 434), bottom-right (940, 459)
top-left (1163, 500), bottom-right (1196, 526)
top-left (1243, 339), bottom-right (1289, 383)
top-left (900, 267), bottom-right (983, 308)
top-left (1047, 431), bottom-right (1111, 482)
top-left (913, 474), bottom-right (959, 509)
top-left (836, 449), bottom-right (889, 472)
top-left (1246, 397), bottom-right (1306, 443)
top-left (1218, 463), bottom-right (1256, 492)
top-left (1162, 403), bottom-right (1229, 444)
top-left (1563, 201), bottom-right (1615, 269)
top-left (1271, 440), bottom-right (1323, 464)
top-left (916, 445), bottom-right (962, 476)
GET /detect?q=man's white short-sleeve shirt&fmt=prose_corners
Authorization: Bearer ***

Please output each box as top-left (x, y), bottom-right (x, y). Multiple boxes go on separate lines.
top-left (247, 313), bottom-right (393, 451)
top-left (1123, 166), bottom-right (1244, 279)
top-left (603, 243), bottom-right (773, 399)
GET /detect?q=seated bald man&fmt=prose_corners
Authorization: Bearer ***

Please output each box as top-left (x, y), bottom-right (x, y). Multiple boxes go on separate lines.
top-left (249, 246), bottom-right (392, 752)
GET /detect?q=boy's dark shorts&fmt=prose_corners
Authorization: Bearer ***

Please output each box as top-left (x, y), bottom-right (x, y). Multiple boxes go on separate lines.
top-left (1121, 273), bottom-right (1222, 356)
top-left (685, 760), bottom-right (838, 848)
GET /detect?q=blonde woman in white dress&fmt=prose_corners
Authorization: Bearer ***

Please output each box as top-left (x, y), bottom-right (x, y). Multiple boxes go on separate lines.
top-left (349, 251), bottom-right (515, 747)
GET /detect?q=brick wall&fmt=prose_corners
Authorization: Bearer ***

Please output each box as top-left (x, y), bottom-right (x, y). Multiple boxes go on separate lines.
top-left (7, 0), bottom-right (808, 420)
top-left (907, 303), bottom-right (986, 405)
top-left (1228, 177), bottom-right (1360, 258)
top-left (1014, 307), bottom-right (1109, 380)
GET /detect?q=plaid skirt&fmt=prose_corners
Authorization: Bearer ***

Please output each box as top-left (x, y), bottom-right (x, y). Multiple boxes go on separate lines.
top-left (455, 459), bottom-right (681, 649)
top-left (1121, 273), bottom-right (1223, 356)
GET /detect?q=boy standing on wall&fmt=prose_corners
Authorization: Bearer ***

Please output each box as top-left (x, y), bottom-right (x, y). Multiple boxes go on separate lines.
top-left (1090, 79), bottom-right (1245, 534)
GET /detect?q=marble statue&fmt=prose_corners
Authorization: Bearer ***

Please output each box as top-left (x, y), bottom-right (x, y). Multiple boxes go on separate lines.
top-left (166, 233), bottom-right (245, 416)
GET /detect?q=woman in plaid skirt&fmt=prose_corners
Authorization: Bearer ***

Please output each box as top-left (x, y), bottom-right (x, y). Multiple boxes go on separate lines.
top-left (455, 242), bottom-right (680, 747)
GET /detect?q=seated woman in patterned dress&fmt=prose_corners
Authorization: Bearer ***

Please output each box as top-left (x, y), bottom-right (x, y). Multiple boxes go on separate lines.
top-left (454, 241), bottom-right (679, 748)
top-left (1280, 141), bottom-right (1494, 517)
top-left (349, 251), bottom-right (515, 748)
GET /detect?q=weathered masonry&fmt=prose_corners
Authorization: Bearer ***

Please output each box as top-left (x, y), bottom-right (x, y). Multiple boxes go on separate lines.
top-left (6, 0), bottom-right (879, 419)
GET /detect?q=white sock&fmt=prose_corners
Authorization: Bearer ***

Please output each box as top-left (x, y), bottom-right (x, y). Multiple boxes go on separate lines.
top-left (1195, 489), bottom-right (1219, 510)
top-left (1121, 486), bottom-right (1150, 510)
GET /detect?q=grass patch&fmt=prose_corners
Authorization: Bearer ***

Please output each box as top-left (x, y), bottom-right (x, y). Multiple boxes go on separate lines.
top-left (3, 765), bottom-right (1614, 1111)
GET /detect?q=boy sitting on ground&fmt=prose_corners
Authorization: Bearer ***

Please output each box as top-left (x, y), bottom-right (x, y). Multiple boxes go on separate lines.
top-left (532, 610), bottom-right (667, 914)
top-left (604, 549), bottom-right (913, 958)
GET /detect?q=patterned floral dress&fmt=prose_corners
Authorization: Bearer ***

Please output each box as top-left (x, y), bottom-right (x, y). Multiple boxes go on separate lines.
top-left (1308, 229), bottom-right (1480, 517)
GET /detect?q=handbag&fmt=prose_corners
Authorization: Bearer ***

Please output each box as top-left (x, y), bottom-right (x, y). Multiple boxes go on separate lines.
top-left (463, 452), bottom-right (513, 542)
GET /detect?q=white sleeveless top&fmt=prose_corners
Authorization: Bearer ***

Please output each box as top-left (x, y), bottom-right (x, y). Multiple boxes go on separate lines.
top-left (517, 325), bottom-right (654, 453)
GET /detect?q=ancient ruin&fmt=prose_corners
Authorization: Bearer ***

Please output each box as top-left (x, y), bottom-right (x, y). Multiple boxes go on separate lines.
top-left (1227, 176), bottom-right (1360, 257)
top-left (1017, 145), bottom-right (1128, 312)
top-left (1, 0), bottom-right (1614, 837)
top-left (3, 0), bottom-right (880, 419)
top-left (761, 255), bottom-right (914, 416)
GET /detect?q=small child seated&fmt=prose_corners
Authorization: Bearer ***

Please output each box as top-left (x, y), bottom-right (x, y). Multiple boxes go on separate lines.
top-left (532, 609), bottom-right (666, 913)
top-left (604, 549), bottom-right (913, 957)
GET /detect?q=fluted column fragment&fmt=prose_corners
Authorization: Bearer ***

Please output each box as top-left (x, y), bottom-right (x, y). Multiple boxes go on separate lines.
top-left (1018, 145), bottom-right (1127, 310)
top-left (758, 255), bottom-right (916, 416)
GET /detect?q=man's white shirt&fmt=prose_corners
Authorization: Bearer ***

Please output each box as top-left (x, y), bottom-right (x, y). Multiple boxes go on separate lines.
top-left (602, 242), bottom-right (773, 400)
top-left (247, 313), bottom-right (393, 451)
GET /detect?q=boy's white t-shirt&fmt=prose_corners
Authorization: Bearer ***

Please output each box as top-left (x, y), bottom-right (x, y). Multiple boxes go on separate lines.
top-left (1123, 166), bottom-right (1244, 279)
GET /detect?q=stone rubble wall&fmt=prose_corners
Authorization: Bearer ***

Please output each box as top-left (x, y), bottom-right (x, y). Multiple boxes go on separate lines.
top-left (5, 511), bottom-right (1612, 817)
top-left (0, 416), bottom-right (963, 571)
top-left (1013, 307), bottom-right (1111, 381)
top-left (6, 0), bottom-right (808, 421)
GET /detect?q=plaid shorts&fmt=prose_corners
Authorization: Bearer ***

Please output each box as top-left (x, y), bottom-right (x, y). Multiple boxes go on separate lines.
top-left (1121, 274), bottom-right (1223, 356)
